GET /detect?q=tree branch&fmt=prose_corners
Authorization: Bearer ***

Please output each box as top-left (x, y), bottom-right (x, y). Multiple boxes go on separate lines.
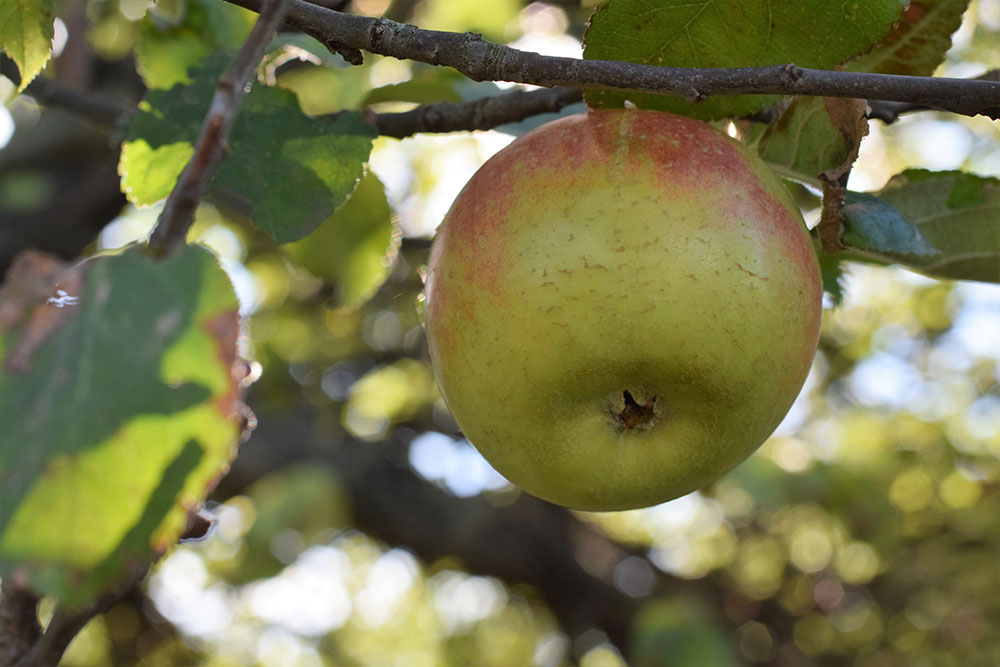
top-left (226, 0), bottom-right (1000, 119)
top-left (8, 64), bottom-right (584, 139)
top-left (371, 85), bottom-right (582, 136)
top-left (0, 57), bottom-right (128, 127)
top-left (866, 70), bottom-right (1000, 123)
top-left (11, 56), bottom-right (992, 143)
top-left (0, 583), bottom-right (40, 666)
top-left (146, 0), bottom-right (294, 257)
top-left (12, 564), bottom-right (150, 667)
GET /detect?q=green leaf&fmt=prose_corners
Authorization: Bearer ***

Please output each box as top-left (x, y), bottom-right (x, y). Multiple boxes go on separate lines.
top-left (363, 67), bottom-right (468, 106)
top-left (284, 171), bottom-right (398, 307)
top-left (819, 255), bottom-right (847, 305)
top-left (267, 33), bottom-right (355, 68)
top-left (135, 0), bottom-right (256, 90)
top-left (362, 65), bottom-right (504, 107)
top-left (842, 191), bottom-right (939, 256)
top-left (758, 98), bottom-right (868, 182)
top-left (119, 54), bottom-right (376, 244)
top-left (842, 170), bottom-right (1000, 283)
top-left (276, 62), bottom-right (371, 115)
top-left (583, 0), bottom-right (905, 120)
top-left (413, 0), bottom-right (521, 42)
top-left (0, 244), bottom-right (244, 606)
top-left (0, 0), bottom-right (56, 91)
top-left (847, 0), bottom-right (970, 75)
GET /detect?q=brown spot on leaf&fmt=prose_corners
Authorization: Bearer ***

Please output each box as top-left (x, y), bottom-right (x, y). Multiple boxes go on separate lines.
top-left (202, 310), bottom-right (249, 422)
top-left (3, 262), bottom-right (86, 374)
top-left (0, 250), bottom-right (71, 330)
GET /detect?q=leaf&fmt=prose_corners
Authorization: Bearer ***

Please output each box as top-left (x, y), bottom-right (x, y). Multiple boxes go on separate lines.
top-left (413, 0), bottom-right (521, 42)
top-left (135, 0), bottom-right (256, 89)
top-left (841, 191), bottom-right (940, 256)
top-left (818, 251), bottom-right (848, 306)
top-left (0, 244), bottom-right (245, 606)
top-left (362, 65), bottom-right (505, 108)
top-left (847, 0), bottom-right (970, 75)
top-left (758, 97), bottom-right (869, 183)
top-left (842, 170), bottom-right (1000, 283)
top-left (363, 67), bottom-right (469, 106)
top-left (119, 54), bottom-right (376, 244)
top-left (582, 0), bottom-right (905, 120)
top-left (266, 33), bottom-right (347, 68)
top-left (276, 61), bottom-right (371, 115)
top-left (0, 0), bottom-right (56, 91)
top-left (284, 171), bottom-right (398, 307)
top-left (0, 250), bottom-right (68, 329)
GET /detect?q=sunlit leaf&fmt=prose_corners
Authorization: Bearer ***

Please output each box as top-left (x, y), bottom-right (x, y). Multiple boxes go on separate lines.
top-left (276, 62), bottom-right (371, 115)
top-left (284, 172), bottom-right (398, 307)
top-left (119, 54), bottom-right (376, 243)
top-left (414, 0), bottom-right (521, 42)
top-left (135, 0), bottom-right (256, 89)
top-left (0, 0), bottom-right (56, 91)
top-left (583, 0), bottom-right (904, 119)
top-left (0, 244), bottom-right (244, 606)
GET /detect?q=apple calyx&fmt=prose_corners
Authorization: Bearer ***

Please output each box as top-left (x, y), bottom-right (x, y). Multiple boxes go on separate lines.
top-left (614, 390), bottom-right (659, 432)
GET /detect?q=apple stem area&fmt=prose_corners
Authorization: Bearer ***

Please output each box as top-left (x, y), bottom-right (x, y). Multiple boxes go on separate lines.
top-left (614, 390), bottom-right (659, 432)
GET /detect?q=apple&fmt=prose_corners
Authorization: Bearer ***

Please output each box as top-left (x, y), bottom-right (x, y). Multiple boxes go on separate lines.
top-left (423, 109), bottom-right (822, 511)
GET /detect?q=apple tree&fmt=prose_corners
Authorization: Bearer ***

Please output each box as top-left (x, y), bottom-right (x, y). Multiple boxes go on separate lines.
top-left (1, 0), bottom-right (999, 665)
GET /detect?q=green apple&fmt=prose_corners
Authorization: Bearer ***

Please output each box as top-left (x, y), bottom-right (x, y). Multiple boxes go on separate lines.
top-left (423, 109), bottom-right (822, 511)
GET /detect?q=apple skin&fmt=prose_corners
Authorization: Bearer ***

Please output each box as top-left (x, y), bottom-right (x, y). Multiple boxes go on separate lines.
top-left (423, 109), bottom-right (822, 511)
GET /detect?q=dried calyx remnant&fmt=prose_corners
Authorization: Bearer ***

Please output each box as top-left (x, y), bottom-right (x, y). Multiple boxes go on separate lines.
top-left (614, 390), bottom-right (658, 431)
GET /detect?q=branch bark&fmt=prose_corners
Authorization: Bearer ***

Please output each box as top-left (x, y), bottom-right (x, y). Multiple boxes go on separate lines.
top-left (11, 564), bottom-right (151, 667)
top-left (146, 0), bottom-right (294, 257)
top-left (10, 54), bottom-right (995, 143)
top-left (227, 0), bottom-right (1000, 119)
top-left (371, 85), bottom-right (583, 136)
top-left (0, 584), bottom-right (39, 666)
top-left (0, 57), bottom-right (126, 126)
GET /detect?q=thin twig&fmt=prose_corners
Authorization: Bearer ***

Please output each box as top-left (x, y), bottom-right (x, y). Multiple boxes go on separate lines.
top-left (866, 100), bottom-right (927, 123)
top-left (372, 86), bottom-right (583, 137)
top-left (18, 63), bottom-right (977, 144)
top-left (12, 51), bottom-right (994, 139)
top-left (867, 70), bottom-right (1000, 123)
top-left (225, 0), bottom-right (1000, 120)
top-left (12, 564), bottom-right (150, 667)
top-left (0, 57), bottom-right (129, 126)
top-left (145, 0), bottom-right (294, 257)
top-left (9, 68), bottom-right (584, 140)
top-left (0, 583), bottom-right (40, 666)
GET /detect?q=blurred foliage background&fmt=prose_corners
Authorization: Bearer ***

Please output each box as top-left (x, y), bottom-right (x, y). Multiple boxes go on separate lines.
top-left (2, 0), bottom-right (999, 665)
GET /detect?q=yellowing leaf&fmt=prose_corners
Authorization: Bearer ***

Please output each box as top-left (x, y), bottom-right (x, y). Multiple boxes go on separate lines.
top-left (0, 244), bottom-right (246, 606)
top-left (0, 0), bottom-right (56, 90)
